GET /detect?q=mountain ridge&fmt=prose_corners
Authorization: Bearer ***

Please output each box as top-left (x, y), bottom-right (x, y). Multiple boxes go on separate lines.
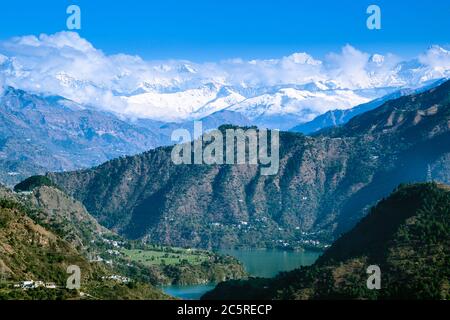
top-left (45, 80), bottom-right (450, 249)
top-left (290, 78), bottom-right (447, 134)
top-left (202, 183), bottom-right (450, 300)
top-left (0, 87), bottom-right (254, 186)
top-left (3, 32), bottom-right (450, 131)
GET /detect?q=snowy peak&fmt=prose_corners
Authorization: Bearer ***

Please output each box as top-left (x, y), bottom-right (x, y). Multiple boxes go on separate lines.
top-left (369, 54), bottom-right (385, 65)
top-left (1, 32), bottom-right (450, 129)
top-left (426, 45), bottom-right (450, 56)
top-left (226, 87), bottom-right (372, 130)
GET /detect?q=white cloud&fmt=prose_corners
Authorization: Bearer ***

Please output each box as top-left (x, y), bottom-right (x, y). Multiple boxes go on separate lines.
top-left (326, 45), bottom-right (372, 88)
top-left (419, 45), bottom-right (450, 69)
top-left (0, 32), bottom-right (449, 122)
top-left (325, 45), bottom-right (404, 89)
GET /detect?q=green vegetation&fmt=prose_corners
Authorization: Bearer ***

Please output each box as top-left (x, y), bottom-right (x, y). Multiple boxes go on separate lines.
top-left (119, 245), bottom-right (247, 285)
top-left (0, 194), bottom-right (89, 285)
top-left (0, 287), bottom-right (79, 300)
top-left (121, 247), bottom-right (209, 266)
top-left (14, 175), bottom-right (58, 192)
top-left (84, 280), bottom-right (169, 300)
top-left (0, 185), bottom-right (246, 299)
top-left (0, 186), bottom-right (169, 300)
top-left (203, 183), bottom-right (450, 300)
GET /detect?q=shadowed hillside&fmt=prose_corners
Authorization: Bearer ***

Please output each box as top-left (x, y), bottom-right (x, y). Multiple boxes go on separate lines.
top-left (202, 183), bottom-right (450, 300)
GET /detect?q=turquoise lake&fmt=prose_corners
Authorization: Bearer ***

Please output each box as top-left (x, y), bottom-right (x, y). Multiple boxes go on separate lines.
top-left (161, 248), bottom-right (322, 300)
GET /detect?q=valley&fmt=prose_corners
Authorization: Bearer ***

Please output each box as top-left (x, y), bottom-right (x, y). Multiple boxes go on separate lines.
top-left (0, 184), bottom-right (246, 299)
top-left (161, 248), bottom-right (322, 300)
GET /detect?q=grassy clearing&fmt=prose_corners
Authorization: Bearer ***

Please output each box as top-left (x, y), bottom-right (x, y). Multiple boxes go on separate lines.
top-left (121, 248), bottom-right (210, 266)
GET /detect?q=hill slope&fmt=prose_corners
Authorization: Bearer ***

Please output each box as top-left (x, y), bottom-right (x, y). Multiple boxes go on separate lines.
top-left (0, 187), bottom-right (172, 299)
top-left (5, 181), bottom-right (247, 288)
top-left (0, 87), bottom-right (165, 186)
top-left (0, 186), bottom-right (91, 284)
top-left (290, 79), bottom-right (446, 134)
top-left (45, 80), bottom-right (450, 249)
top-left (0, 87), bottom-right (256, 187)
top-left (202, 183), bottom-right (450, 300)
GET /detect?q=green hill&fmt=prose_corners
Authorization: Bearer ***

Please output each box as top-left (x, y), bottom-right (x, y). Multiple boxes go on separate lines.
top-left (2, 181), bottom-right (246, 298)
top-left (202, 183), bottom-right (450, 300)
top-left (0, 185), bottom-right (170, 299)
top-left (46, 80), bottom-right (450, 249)
top-left (14, 175), bottom-right (58, 193)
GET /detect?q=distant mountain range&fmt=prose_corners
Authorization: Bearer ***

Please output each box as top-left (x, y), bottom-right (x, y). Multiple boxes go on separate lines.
top-left (290, 78), bottom-right (447, 134)
top-left (1, 79), bottom-right (447, 188)
top-left (0, 87), bottom-right (251, 186)
top-left (66, 45), bottom-right (450, 129)
top-left (203, 183), bottom-right (450, 300)
top-left (46, 79), bottom-right (450, 249)
top-left (2, 32), bottom-right (450, 131)
top-left (2, 40), bottom-right (450, 187)
top-left (0, 87), bottom-right (161, 186)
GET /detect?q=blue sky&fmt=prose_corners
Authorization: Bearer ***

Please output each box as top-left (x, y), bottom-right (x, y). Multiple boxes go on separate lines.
top-left (0, 0), bottom-right (449, 61)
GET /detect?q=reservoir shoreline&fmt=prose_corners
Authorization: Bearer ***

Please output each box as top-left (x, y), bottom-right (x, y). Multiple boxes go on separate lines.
top-left (161, 248), bottom-right (322, 300)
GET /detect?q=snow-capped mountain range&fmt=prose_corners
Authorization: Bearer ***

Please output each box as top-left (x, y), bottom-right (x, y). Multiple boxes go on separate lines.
top-left (1, 32), bottom-right (450, 129)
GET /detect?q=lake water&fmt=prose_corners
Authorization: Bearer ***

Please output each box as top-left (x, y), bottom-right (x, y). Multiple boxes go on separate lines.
top-left (219, 248), bottom-right (322, 278)
top-left (162, 283), bottom-right (218, 300)
top-left (161, 248), bottom-right (322, 300)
